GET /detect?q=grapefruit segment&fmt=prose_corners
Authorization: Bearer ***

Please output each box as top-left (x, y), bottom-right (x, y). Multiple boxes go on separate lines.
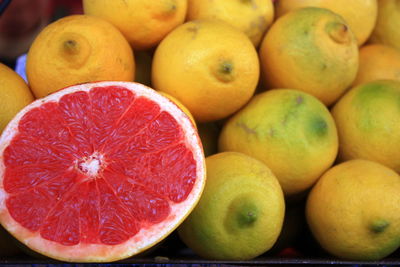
top-left (0, 81), bottom-right (205, 262)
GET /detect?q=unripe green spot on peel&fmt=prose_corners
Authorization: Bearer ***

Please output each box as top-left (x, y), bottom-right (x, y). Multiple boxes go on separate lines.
top-left (370, 219), bottom-right (390, 233)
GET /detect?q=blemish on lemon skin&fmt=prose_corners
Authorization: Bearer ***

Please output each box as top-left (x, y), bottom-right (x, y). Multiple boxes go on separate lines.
top-left (370, 219), bottom-right (390, 233)
top-left (268, 127), bottom-right (276, 137)
top-left (187, 25), bottom-right (199, 39)
top-left (237, 122), bottom-right (257, 135)
top-left (296, 95), bottom-right (304, 105)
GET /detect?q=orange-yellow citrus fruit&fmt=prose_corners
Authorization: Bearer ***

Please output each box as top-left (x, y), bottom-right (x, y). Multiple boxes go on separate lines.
top-left (83, 0), bottom-right (188, 50)
top-left (26, 15), bottom-right (135, 99)
top-left (152, 19), bottom-right (259, 122)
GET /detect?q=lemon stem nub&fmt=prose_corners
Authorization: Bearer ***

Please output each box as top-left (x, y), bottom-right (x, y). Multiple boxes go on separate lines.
top-left (213, 61), bottom-right (234, 82)
top-left (238, 208), bottom-right (257, 226)
top-left (221, 62), bottom-right (233, 74)
top-left (370, 219), bottom-right (390, 233)
top-left (326, 22), bottom-right (350, 44)
top-left (63, 40), bottom-right (79, 54)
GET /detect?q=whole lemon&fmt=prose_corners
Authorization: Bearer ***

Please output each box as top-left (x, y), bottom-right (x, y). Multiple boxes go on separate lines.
top-left (219, 89), bottom-right (338, 196)
top-left (0, 63), bottom-right (34, 132)
top-left (152, 19), bottom-right (259, 122)
top-left (306, 159), bottom-right (400, 260)
top-left (178, 152), bottom-right (285, 260)
top-left (275, 0), bottom-right (377, 46)
top-left (83, 0), bottom-right (187, 50)
top-left (259, 7), bottom-right (359, 106)
top-left (332, 80), bottom-right (400, 172)
top-left (186, 0), bottom-right (274, 47)
top-left (26, 15), bottom-right (135, 99)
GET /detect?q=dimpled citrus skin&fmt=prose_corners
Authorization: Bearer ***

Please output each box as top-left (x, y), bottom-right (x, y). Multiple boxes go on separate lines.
top-left (219, 89), bottom-right (338, 196)
top-left (186, 0), bottom-right (274, 47)
top-left (178, 152), bottom-right (285, 260)
top-left (275, 0), bottom-right (377, 46)
top-left (352, 44), bottom-right (400, 87)
top-left (306, 159), bottom-right (400, 260)
top-left (152, 19), bottom-right (259, 122)
top-left (368, 0), bottom-right (400, 51)
top-left (83, 0), bottom-right (188, 50)
top-left (0, 63), bottom-right (34, 132)
top-left (259, 7), bottom-right (359, 107)
top-left (26, 15), bottom-right (135, 99)
top-left (332, 80), bottom-right (400, 172)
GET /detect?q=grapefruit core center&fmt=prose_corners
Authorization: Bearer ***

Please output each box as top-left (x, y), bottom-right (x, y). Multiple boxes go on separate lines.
top-left (76, 152), bottom-right (105, 178)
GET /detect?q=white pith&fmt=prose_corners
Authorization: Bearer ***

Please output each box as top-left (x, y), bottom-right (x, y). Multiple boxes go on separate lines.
top-left (76, 152), bottom-right (104, 178)
top-left (0, 81), bottom-right (206, 262)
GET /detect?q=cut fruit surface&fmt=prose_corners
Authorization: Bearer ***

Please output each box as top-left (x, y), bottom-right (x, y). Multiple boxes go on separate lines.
top-left (0, 81), bottom-right (205, 262)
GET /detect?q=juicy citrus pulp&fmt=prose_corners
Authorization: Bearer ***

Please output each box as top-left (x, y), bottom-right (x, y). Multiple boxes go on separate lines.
top-left (0, 81), bottom-right (205, 262)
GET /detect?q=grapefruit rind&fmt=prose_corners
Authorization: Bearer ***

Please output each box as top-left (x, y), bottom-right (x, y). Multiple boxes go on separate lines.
top-left (0, 81), bottom-right (206, 262)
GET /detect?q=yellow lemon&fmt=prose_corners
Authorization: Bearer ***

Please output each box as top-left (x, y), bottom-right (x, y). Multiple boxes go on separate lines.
top-left (178, 152), bottom-right (285, 260)
top-left (0, 63), bottom-right (34, 133)
top-left (152, 19), bottom-right (259, 122)
top-left (83, 0), bottom-right (187, 50)
top-left (368, 0), bottom-right (400, 51)
top-left (353, 44), bottom-right (400, 87)
top-left (219, 89), bottom-right (338, 196)
top-left (26, 15), bottom-right (135, 99)
top-left (186, 0), bottom-right (274, 47)
top-left (332, 80), bottom-right (400, 172)
top-left (275, 0), bottom-right (377, 46)
top-left (259, 7), bottom-right (358, 106)
top-left (306, 159), bottom-right (400, 260)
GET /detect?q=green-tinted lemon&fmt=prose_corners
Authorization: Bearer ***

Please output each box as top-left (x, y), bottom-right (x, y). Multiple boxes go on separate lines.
top-left (368, 0), bottom-right (400, 51)
top-left (219, 89), bottom-right (338, 196)
top-left (178, 152), bottom-right (285, 260)
top-left (259, 7), bottom-right (358, 106)
top-left (332, 80), bottom-right (400, 172)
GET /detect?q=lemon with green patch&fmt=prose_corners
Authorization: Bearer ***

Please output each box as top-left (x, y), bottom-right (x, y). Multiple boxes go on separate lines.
top-left (332, 80), bottom-right (400, 172)
top-left (178, 152), bottom-right (285, 260)
top-left (219, 89), bottom-right (338, 196)
top-left (306, 159), bottom-right (400, 260)
top-left (259, 7), bottom-right (358, 106)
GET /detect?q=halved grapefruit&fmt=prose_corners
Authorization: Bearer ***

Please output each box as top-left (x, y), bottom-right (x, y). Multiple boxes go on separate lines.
top-left (0, 81), bottom-right (205, 262)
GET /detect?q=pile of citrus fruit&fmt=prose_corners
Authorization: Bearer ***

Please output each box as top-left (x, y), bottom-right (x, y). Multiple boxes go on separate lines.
top-left (1, 0), bottom-right (400, 263)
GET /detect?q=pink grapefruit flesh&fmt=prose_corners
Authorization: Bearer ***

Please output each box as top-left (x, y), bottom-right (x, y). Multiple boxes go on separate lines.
top-left (0, 81), bottom-right (205, 262)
